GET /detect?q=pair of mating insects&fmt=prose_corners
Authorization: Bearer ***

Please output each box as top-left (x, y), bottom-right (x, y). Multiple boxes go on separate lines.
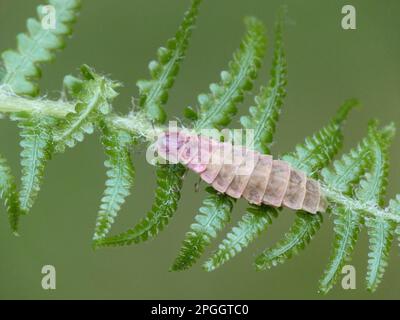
top-left (156, 129), bottom-right (327, 214)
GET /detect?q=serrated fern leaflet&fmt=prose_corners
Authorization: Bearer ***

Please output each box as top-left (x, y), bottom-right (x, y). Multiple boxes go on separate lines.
top-left (204, 205), bottom-right (277, 272)
top-left (171, 187), bottom-right (234, 271)
top-left (282, 99), bottom-right (357, 175)
top-left (1, 0), bottom-right (81, 96)
top-left (255, 211), bottom-right (323, 270)
top-left (0, 154), bottom-right (21, 233)
top-left (54, 65), bottom-right (118, 153)
top-left (318, 123), bottom-right (394, 294)
top-left (240, 13), bottom-right (286, 154)
top-left (319, 205), bottom-right (362, 294)
top-left (13, 113), bottom-right (55, 215)
top-left (92, 123), bottom-right (135, 243)
top-left (360, 124), bottom-right (395, 292)
top-left (137, 0), bottom-right (202, 124)
top-left (321, 136), bottom-right (370, 195)
top-left (96, 164), bottom-right (185, 247)
top-left (193, 17), bottom-right (266, 130)
top-left (390, 196), bottom-right (400, 253)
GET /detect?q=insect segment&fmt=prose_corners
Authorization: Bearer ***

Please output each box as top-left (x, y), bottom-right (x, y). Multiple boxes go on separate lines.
top-left (156, 130), bottom-right (327, 214)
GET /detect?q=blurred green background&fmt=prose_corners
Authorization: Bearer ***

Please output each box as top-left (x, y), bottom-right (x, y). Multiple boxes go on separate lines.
top-left (0, 0), bottom-right (399, 299)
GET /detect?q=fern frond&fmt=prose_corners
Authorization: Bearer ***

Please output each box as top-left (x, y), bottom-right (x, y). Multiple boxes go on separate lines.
top-left (319, 124), bottom-right (397, 293)
top-left (54, 65), bottom-right (119, 153)
top-left (193, 17), bottom-right (266, 130)
top-left (356, 123), bottom-right (393, 204)
top-left (255, 211), bottom-right (322, 270)
top-left (240, 14), bottom-right (286, 154)
top-left (92, 123), bottom-right (135, 243)
top-left (319, 205), bottom-right (362, 294)
top-left (1, 0), bottom-right (81, 96)
top-left (12, 113), bottom-right (55, 214)
top-left (96, 164), bottom-right (185, 247)
top-left (204, 205), bottom-right (277, 272)
top-left (321, 137), bottom-right (370, 194)
top-left (137, 0), bottom-right (202, 124)
top-left (319, 125), bottom-right (378, 294)
top-left (358, 124), bottom-right (395, 292)
top-left (171, 187), bottom-right (234, 271)
top-left (365, 217), bottom-right (395, 292)
top-left (0, 154), bottom-right (21, 233)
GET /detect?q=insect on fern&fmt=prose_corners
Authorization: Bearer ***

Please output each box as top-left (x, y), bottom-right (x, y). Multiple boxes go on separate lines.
top-left (1, 0), bottom-right (400, 295)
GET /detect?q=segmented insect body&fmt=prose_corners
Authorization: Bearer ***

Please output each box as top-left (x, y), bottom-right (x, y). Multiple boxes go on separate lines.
top-left (157, 130), bottom-right (327, 214)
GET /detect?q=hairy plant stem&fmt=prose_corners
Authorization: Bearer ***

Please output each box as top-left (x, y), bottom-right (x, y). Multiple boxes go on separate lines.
top-left (0, 87), bottom-right (161, 141)
top-left (322, 186), bottom-right (400, 223)
top-left (0, 87), bottom-right (74, 117)
top-left (1, 88), bottom-right (399, 224)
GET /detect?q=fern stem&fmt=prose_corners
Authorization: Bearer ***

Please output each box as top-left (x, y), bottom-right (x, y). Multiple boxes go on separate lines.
top-left (0, 87), bottom-right (162, 141)
top-left (323, 186), bottom-right (400, 224)
top-left (0, 87), bottom-right (74, 117)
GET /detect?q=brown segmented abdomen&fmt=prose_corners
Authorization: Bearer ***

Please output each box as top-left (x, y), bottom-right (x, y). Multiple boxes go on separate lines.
top-left (242, 154), bottom-right (272, 205)
top-left (263, 160), bottom-right (290, 207)
top-left (283, 169), bottom-right (307, 210)
top-left (225, 150), bottom-right (258, 199)
top-left (212, 145), bottom-right (247, 193)
top-left (157, 130), bottom-right (327, 214)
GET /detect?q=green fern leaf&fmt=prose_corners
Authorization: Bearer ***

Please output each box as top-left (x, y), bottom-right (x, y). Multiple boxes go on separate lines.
top-left (0, 154), bottom-right (21, 233)
top-left (255, 211), bottom-right (322, 270)
top-left (171, 187), bottom-right (234, 271)
top-left (356, 123), bottom-right (393, 204)
top-left (282, 99), bottom-right (357, 175)
top-left (92, 123), bottom-right (135, 243)
top-left (54, 65), bottom-right (119, 153)
top-left (321, 137), bottom-right (370, 194)
top-left (359, 124), bottom-right (395, 292)
top-left (365, 216), bottom-right (395, 292)
top-left (1, 0), bottom-right (81, 96)
top-left (12, 113), bottom-right (55, 214)
top-left (319, 124), bottom-right (383, 294)
top-left (203, 205), bottom-right (277, 272)
top-left (137, 0), bottom-right (202, 124)
top-left (96, 164), bottom-right (185, 247)
top-left (240, 15), bottom-right (286, 154)
top-left (319, 205), bottom-right (362, 294)
top-left (193, 17), bottom-right (266, 130)
top-left (389, 195), bottom-right (400, 250)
